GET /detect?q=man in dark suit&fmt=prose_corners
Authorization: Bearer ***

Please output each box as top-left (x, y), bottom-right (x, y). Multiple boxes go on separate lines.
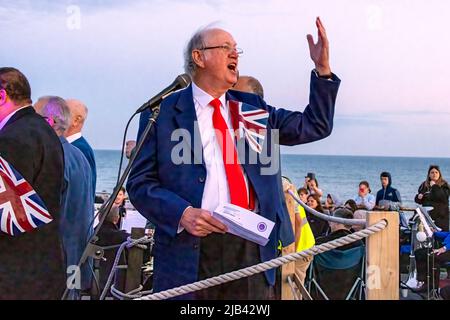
top-left (127, 17), bottom-right (340, 299)
top-left (36, 96), bottom-right (94, 300)
top-left (65, 99), bottom-right (97, 198)
top-left (0, 67), bottom-right (65, 299)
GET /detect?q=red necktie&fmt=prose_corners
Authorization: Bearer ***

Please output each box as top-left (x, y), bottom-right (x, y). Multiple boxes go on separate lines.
top-left (209, 98), bottom-right (253, 210)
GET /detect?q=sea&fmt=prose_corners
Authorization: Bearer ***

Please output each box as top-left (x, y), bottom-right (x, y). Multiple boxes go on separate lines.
top-left (95, 151), bottom-right (450, 208)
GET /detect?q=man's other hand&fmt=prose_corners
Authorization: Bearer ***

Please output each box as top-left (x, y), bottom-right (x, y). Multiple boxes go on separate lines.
top-left (180, 207), bottom-right (228, 237)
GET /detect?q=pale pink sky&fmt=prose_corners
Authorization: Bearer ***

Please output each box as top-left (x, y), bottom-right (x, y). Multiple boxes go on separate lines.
top-left (1, 0), bottom-right (449, 156)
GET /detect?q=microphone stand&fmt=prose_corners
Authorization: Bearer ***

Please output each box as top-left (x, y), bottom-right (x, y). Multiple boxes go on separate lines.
top-left (61, 106), bottom-right (161, 300)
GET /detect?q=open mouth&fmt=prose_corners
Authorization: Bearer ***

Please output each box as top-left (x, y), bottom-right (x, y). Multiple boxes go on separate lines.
top-left (227, 63), bottom-right (237, 72)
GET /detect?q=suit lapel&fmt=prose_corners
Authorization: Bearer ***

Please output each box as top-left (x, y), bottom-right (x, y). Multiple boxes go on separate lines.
top-left (173, 85), bottom-right (205, 167)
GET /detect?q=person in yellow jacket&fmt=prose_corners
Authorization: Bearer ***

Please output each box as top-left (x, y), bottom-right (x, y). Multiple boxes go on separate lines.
top-left (294, 187), bottom-right (315, 287)
top-left (280, 177), bottom-right (315, 299)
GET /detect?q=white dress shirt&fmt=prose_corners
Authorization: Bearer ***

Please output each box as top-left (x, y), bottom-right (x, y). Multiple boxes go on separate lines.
top-left (177, 84), bottom-right (257, 232)
top-left (66, 132), bottom-right (82, 143)
top-left (0, 105), bottom-right (31, 131)
top-left (192, 82), bottom-right (233, 213)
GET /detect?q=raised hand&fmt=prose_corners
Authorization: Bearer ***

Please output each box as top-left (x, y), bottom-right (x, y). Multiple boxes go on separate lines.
top-left (307, 17), bottom-right (331, 76)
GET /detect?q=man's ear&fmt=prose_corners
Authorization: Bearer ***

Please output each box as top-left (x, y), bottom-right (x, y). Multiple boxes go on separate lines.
top-left (73, 114), bottom-right (83, 125)
top-left (192, 50), bottom-right (205, 69)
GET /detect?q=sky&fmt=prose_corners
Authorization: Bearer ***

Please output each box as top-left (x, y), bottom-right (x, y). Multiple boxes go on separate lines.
top-left (1, 0), bottom-right (450, 157)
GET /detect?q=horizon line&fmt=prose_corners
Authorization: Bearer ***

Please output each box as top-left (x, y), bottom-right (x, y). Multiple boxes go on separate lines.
top-left (92, 149), bottom-right (450, 160)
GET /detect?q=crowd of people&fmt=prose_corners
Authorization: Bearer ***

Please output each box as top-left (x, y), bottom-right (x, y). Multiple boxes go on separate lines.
top-left (286, 167), bottom-right (450, 299)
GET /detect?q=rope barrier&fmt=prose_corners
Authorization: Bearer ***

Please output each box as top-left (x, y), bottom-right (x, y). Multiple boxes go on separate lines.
top-left (110, 284), bottom-right (153, 300)
top-left (288, 189), bottom-right (366, 226)
top-left (136, 219), bottom-right (387, 300)
top-left (99, 235), bottom-right (152, 300)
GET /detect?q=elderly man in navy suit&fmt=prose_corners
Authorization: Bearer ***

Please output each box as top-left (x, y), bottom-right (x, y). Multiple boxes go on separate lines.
top-left (127, 17), bottom-right (340, 299)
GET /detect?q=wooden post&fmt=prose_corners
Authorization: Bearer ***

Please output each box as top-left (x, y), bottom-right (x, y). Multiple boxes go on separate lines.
top-left (281, 184), bottom-right (297, 300)
top-left (366, 211), bottom-right (399, 300)
top-left (113, 265), bottom-right (128, 299)
top-left (125, 227), bottom-right (145, 294)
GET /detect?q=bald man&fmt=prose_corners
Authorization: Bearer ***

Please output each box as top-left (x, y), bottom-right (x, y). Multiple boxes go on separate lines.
top-left (65, 99), bottom-right (97, 199)
top-left (233, 75), bottom-right (264, 99)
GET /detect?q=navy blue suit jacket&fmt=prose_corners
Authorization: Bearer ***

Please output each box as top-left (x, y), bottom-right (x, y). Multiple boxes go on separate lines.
top-left (127, 71), bottom-right (340, 295)
top-left (72, 136), bottom-right (97, 197)
top-left (59, 137), bottom-right (94, 296)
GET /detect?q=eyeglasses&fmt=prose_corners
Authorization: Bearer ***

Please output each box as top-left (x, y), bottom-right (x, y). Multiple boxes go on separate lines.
top-left (199, 45), bottom-right (243, 55)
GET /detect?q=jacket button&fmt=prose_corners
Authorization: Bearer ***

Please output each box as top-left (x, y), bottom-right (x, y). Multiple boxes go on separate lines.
top-left (193, 244), bottom-right (199, 250)
top-left (198, 176), bottom-right (205, 183)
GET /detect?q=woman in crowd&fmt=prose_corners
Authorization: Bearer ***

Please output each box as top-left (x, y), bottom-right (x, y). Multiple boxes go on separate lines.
top-left (354, 181), bottom-right (376, 210)
top-left (414, 165), bottom-right (449, 231)
top-left (304, 172), bottom-right (323, 198)
top-left (114, 186), bottom-right (127, 228)
top-left (306, 194), bottom-right (329, 237)
top-left (324, 193), bottom-right (342, 213)
top-left (344, 199), bottom-right (358, 213)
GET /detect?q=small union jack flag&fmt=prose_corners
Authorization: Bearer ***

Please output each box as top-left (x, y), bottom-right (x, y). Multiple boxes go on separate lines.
top-left (228, 100), bottom-right (269, 153)
top-left (0, 156), bottom-right (53, 236)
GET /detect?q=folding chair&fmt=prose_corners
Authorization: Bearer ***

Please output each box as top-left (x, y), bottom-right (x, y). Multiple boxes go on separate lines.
top-left (306, 245), bottom-right (365, 300)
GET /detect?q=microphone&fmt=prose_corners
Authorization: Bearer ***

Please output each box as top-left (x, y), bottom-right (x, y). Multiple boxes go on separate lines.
top-left (135, 73), bottom-right (191, 113)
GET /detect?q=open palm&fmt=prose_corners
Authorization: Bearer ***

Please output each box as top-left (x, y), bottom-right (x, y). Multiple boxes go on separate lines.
top-left (307, 17), bottom-right (331, 76)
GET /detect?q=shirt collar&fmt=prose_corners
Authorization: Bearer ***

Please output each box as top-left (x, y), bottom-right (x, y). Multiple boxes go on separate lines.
top-left (66, 132), bottom-right (82, 143)
top-left (0, 105), bottom-right (31, 131)
top-left (192, 81), bottom-right (227, 111)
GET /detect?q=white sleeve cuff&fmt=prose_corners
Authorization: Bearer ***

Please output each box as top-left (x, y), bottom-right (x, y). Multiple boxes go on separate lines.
top-left (177, 206), bottom-right (193, 234)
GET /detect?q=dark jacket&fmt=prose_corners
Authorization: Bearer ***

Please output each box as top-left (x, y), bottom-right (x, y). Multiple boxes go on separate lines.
top-left (415, 181), bottom-right (449, 231)
top-left (0, 107), bottom-right (65, 299)
top-left (375, 173), bottom-right (402, 205)
top-left (72, 136), bottom-right (97, 198)
top-left (306, 210), bottom-right (330, 238)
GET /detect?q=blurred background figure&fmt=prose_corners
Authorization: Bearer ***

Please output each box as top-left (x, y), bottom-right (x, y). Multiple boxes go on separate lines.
top-left (96, 205), bottom-right (130, 295)
top-left (125, 140), bottom-right (137, 159)
top-left (344, 199), bottom-right (358, 213)
top-left (306, 194), bottom-right (328, 237)
top-left (304, 172), bottom-right (323, 199)
top-left (113, 186), bottom-right (127, 228)
top-left (36, 96), bottom-right (94, 299)
top-left (324, 193), bottom-right (342, 213)
top-left (66, 99), bottom-right (97, 199)
top-left (415, 165), bottom-right (449, 231)
top-left (354, 180), bottom-right (375, 210)
top-left (375, 171), bottom-right (402, 209)
top-left (233, 75), bottom-right (264, 99)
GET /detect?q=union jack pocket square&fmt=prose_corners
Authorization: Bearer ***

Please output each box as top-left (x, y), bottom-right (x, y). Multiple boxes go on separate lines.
top-left (0, 156), bottom-right (53, 236)
top-left (228, 100), bottom-right (269, 154)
